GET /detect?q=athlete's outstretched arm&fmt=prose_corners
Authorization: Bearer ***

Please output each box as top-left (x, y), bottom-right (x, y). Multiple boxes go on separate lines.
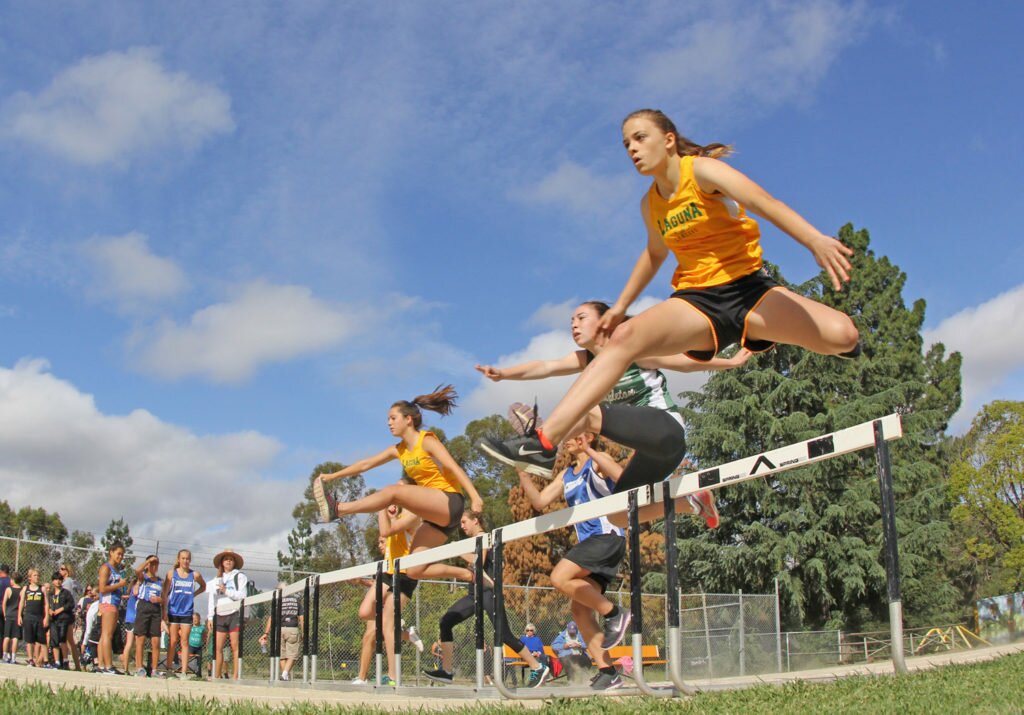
top-left (692, 157), bottom-right (852, 291)
top-left (598, 200), bottom-right (669, 339)
top-left (421, 434), bottom-right (484, 514)
top-left (475, 351), bottom-right (585, 382)
top-left (638, 348), bottom-right (753, 373)
top-left (517, 468), bottom-right (565, 511)
top-left (319, 447), bottom-right (397, 483)
top-left (582, 446), bottom-right (623, 483)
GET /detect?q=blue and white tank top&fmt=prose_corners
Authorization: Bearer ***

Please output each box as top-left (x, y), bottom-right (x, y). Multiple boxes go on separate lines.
top-left (167, 569), bottom-right (197, 618)
top-left (125, 592), bottom-right (138, 623)
top-left (99, 562), bottom-right (125, 606)
top-left (137, 573), bottom-right (162, 604)
top-left (562, 458), bottom-right (624, 542)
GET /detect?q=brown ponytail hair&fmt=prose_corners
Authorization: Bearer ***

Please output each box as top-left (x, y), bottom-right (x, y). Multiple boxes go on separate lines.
top-left (392, 384), bottom-right (458, 429)
top-left (623, 109), bottom-right (733, 159)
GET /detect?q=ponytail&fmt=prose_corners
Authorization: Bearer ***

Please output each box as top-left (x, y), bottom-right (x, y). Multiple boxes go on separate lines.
top-left (392, 384), bottom-right (458, 429)
top-left (623, 109), bottom-right (733, 159)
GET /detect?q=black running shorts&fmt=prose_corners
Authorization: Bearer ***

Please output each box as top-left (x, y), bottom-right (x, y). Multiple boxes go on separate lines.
top-left (671, 268), bottom-right (781, 361)
top-left (563, 533), bottom-right (626, 593)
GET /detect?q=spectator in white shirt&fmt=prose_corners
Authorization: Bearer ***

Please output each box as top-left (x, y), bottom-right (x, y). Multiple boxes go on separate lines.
top-left (207, 549), bottom-right (247, 680)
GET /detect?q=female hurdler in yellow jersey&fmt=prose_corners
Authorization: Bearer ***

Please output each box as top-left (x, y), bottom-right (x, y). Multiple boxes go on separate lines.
top-left (480, 109), bottom-right (861, 475)
top-left (313, 385), bottom-right (486, 583)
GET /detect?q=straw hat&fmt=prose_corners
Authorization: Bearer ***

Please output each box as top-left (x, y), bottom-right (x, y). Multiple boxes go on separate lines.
top-left (213, 548), bottom-right (244, 569)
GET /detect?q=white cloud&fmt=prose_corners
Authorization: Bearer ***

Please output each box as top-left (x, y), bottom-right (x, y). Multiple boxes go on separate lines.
top-left (131, 281), bottom-right (357, 383)
top-left (923, 284), bottom-right (1024, 431)
top-left (0, 358), bottom-right (294, 550)
top-left (510, 161), bottom-right (634, 216)
top-left (636, 1), bottom-right (867, 121)
top-left (2, 47), bottom-right (233, 167)
top-left (526, 299), bottom-right (579, 331)
top-left (81, 232), bottom-right (187, 312)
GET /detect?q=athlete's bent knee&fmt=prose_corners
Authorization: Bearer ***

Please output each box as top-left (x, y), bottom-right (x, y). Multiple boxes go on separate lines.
top-left (827, 316), bottom-right (859, 353)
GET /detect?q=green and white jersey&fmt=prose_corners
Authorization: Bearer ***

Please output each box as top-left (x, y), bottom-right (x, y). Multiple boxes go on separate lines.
top-left (588, 352), bottom-right (684, 427)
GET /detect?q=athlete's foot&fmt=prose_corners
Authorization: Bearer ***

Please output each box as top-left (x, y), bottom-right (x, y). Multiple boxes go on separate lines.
top-left (526, 664), bottom-right (550, 688)
top-left (507, 400), bottom-right (543, 437)
top-left (590, 670), bottom-right (623, 690)
top-left (312, 477), bottom-right (340, 524)
top-left (688, 490), bottom-right (720, 529)
top-left (836, 341), bottom-right (862, 359)
top-left (477, 435), bottom-right (556, 478)
top-left (423, 667), bottom-right (454, 684)
top-left (600, 607), bottom-right (631, 649)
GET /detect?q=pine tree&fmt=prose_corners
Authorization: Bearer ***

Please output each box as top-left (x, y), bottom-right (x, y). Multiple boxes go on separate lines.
top-left (101, 517), bottom-right (135, 567)
top-left (679, 225), bottom-right (962, 630)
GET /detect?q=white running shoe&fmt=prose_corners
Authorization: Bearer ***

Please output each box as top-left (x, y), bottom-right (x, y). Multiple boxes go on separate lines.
top-left (350, 677), bottom-right (369, 685)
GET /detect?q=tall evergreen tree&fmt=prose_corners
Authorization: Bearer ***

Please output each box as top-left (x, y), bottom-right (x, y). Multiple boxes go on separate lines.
top-left (101, 517), bottom-right (135, 567)
top-left (679, 224), bottom-right (962, 630)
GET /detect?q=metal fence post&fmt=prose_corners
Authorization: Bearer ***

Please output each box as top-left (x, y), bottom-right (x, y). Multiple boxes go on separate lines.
top-left (738, 589), bottom-right (745, 677)
top-left (702, 592), bottom-right (712, 678)
top-left (774, 578), bottom-right (782, 673)
top-left (874, 420), bottom-right (908, 674)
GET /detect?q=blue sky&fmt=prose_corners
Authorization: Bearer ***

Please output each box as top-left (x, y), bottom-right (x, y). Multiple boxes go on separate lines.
top-left (1, 1), bottom-right (1021, 563)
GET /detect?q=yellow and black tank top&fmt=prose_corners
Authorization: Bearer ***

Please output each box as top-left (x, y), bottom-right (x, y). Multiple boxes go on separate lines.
top-left (396, 431), bottom-right (460, 493)
top-left (384, 528), bottom-right (412, 575)
top-left (647, 155), bottom-right (763, 290)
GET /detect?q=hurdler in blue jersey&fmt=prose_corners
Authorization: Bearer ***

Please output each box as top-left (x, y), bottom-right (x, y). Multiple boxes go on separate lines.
top-left (516, 434), bottom-right (629, 690)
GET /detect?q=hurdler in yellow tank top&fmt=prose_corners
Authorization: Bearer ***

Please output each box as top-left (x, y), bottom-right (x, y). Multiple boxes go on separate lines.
top-left (396, 431), bottom-right (461, 494)
top-left (384, 529), bottom-right (412, 575)
top-left (647, 155), bottom-right (763, 290)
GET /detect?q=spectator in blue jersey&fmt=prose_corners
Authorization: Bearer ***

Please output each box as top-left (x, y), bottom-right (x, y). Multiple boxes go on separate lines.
top-left (163, 549), bottom-right (206, 680)
top-left (131, 555), bottom-right (164, 677)
top-left (96, 542), bottom-right (128, 675)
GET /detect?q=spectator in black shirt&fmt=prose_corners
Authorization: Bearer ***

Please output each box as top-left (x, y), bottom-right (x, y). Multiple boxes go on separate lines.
top-left (46, 573), bottom-right (77, 670)
top-left (259, 582), bottom-right (303, 681)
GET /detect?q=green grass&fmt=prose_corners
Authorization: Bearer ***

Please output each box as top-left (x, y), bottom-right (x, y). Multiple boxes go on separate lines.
top-left (2, 653), bottom-right (1022, 714)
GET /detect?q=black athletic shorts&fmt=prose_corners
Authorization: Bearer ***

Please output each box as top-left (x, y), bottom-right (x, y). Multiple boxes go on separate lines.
top-left (563, 533), bottom-right (626, 593)
top-left (3, 615), bottom-right (20, 640)
top-left (671, 267), bottom-right (781, 361)
top-left (379, 572), bottom-right (418, 600)
top-left (21, 617), bottom-right (46, 645)
top-left (168, 613), bottom-right (192, 625)
top-left (423, 491), bottom-right (466, 538)
top-left (49, 618), bottom-right (72, 648)
top-left (133, 601), bottom-right (162, 638)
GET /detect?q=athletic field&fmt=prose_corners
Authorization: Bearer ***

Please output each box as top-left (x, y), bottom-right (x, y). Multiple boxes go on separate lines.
top-left (1, 643), bottom-right (1020, 713)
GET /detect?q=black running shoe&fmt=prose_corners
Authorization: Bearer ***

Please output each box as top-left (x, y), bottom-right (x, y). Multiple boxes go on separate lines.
top-left (837, 341), bottom-right (862, 359)
top-left (600, 607), bottom-right (631, 649)
top-left (477, 435), bottom-right (556, 478)
top-left (312, 477), bottom-right (339, 524)
top-left (590, 671), bottom-right (623, 690)
top-left (423, 667), bottom-right (454, 684)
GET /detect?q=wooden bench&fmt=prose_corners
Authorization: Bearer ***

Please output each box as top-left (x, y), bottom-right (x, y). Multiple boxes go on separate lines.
top-left (503, 643), bottom-right (666, 670)
top-left (603, 644), bottom-right (666, 666)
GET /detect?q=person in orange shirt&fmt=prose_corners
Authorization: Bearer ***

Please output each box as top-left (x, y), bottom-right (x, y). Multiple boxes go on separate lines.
top-left (313, 385), bottom-right (486, 584)
top-left (480, 109), bottom-right (860, 477)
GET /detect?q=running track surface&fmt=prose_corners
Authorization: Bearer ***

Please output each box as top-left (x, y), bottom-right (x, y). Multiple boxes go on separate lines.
top-left (2, 643), bottom-right (1022, 710)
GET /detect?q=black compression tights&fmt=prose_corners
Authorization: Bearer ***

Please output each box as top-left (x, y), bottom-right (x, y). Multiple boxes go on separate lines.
top-left (598, 403), bottom-right (687, 494)
top-left (439, 590), bottom-right (525, 652)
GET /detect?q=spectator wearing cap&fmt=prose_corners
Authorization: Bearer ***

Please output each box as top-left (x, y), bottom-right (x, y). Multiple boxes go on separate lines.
top-left (552, 620), bottom-right (591, 683)
top-left (207, 548), bottom-right (247, 680)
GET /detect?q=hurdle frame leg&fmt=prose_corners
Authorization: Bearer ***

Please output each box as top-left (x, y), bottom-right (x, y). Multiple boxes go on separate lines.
top-left (874, 419), bottom-right (908, 674)
top-left (662, 481), bottom-right (698, 696)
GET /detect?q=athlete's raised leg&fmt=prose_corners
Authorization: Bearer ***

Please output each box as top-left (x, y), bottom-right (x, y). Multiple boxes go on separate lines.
top-left (745, 287), bottom-right (858, 355)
